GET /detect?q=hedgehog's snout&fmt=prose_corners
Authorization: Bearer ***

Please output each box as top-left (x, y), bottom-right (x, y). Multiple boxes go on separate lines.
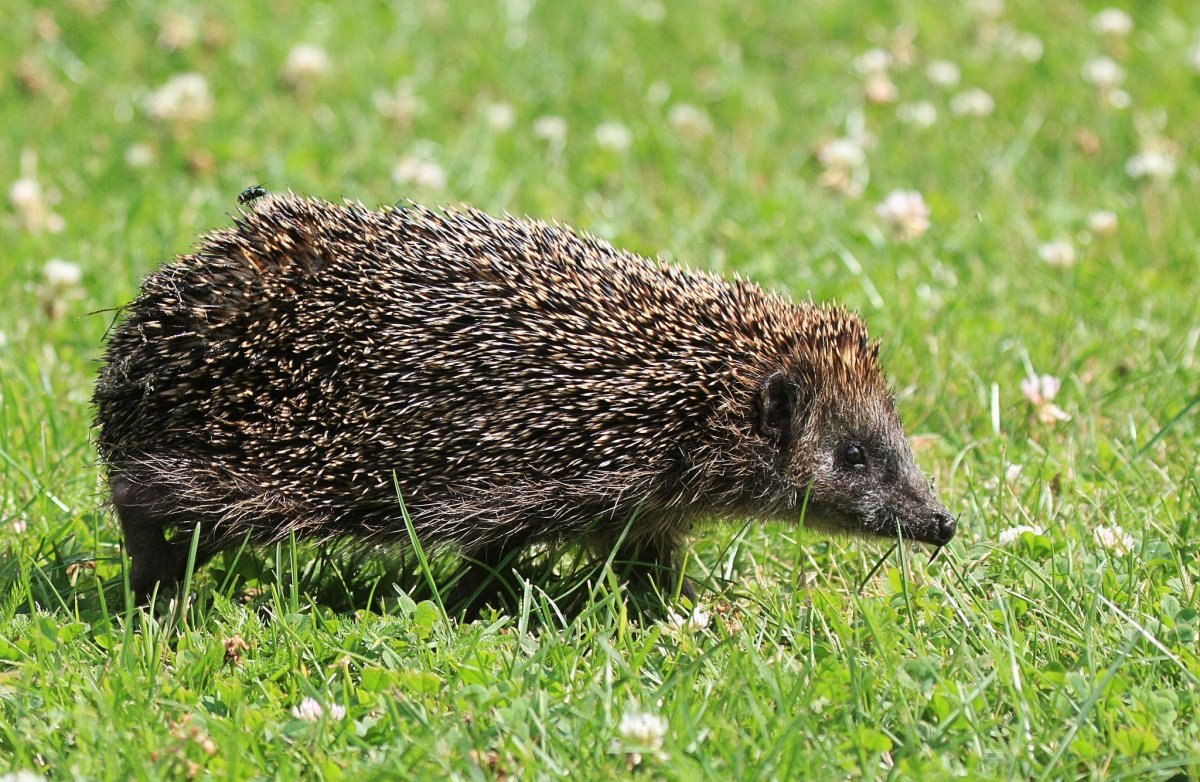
top-left (932, 510), bottom-right (957, 545)
top-left (891, 499), bottom-right (957, 547)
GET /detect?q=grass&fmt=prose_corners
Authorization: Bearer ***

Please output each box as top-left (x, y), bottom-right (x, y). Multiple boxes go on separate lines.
top-left (2, 0), bottom-right (1199, 778)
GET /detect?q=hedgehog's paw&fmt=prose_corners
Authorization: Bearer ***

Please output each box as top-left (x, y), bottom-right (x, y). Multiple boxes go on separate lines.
top-left (608, 533), bottom-right (696, 605)
top-left (447, 541), bottom-right (529, 619)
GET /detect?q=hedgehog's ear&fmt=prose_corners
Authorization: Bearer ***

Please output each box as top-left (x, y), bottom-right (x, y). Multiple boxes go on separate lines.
top-left (755, 371), bottom-right (797, 448)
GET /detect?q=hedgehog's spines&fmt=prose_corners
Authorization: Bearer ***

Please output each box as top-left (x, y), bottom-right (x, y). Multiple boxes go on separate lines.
top-left (94, 194), bottom-right (951, 604)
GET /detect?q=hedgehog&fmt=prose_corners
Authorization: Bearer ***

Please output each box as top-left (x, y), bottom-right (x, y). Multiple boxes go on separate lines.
top-left (93, 194), bottom-right (956, 605)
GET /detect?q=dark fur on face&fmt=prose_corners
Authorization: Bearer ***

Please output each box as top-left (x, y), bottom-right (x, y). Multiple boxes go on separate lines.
top-left (747, 311), bottom-right (955, 546)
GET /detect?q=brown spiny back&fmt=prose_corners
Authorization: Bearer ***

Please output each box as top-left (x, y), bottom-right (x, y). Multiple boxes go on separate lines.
top-left (93, 195), bottom-right (893, 554)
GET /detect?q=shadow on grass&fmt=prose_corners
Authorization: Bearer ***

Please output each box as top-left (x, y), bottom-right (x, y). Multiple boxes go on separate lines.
top-left (0, 539), bottom-right (702, 630)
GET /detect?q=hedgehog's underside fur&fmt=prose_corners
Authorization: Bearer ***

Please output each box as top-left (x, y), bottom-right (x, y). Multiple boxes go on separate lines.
top-left (94, 194), bottom-right (955, 604)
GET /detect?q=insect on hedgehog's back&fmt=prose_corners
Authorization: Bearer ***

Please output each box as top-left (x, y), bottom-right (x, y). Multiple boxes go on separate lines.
top-left (237, 184), bottom-right (268, 205)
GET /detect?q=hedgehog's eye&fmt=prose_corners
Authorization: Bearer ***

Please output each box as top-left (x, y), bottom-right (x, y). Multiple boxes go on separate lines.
top-left (841, 444), bottom-right (867, 468)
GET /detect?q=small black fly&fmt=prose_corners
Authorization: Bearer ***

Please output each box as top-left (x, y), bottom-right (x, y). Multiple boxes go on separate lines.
top-left (238, 184), bottom-right (268, 205)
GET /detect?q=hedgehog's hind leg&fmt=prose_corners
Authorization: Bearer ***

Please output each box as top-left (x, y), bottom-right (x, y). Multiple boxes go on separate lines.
top-left (111, 471), bottom-right (220, 601)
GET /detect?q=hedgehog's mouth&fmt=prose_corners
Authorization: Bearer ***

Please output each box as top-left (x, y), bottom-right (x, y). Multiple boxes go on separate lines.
top-left (799, 503), bottom-right (956, 548)
top-left (796, 504), bottom-right (874, 540)
top-left (870, 506), bottom-right (957, 547)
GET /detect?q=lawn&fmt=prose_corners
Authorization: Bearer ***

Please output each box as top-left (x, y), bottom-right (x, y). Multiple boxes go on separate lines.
top-left (2, 1), bottom-right (1198, 779)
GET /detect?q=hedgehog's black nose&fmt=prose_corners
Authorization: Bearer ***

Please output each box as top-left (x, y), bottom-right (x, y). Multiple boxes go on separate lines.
top-left (933, 511), bottom-right (958, 545)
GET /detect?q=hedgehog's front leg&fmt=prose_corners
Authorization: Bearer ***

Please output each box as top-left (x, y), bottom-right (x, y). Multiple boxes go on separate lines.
top-left (612, 531), bottom-right (697, 604)
top-left (447, 539), bottom-right (530, 616)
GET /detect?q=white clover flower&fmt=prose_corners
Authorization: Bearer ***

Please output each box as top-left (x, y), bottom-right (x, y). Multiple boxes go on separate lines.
top-left (1091, 8), bottom-right (1133, 37)
top-left (665, 605), bottom-right (710, 631)
top-left (817, 138), bottom-right (867, 197)
top-left (854, 48), bottom-right (892, 76)
top-left (9, 177), bottom-right (64, 233)
top-left (392, 156), bottom-right (446, 190)
top-left (667, 103), bottom-right (712, 139)
top-left (595, 121), bottom-right (633, 152)
top-left (864, 73), bottom-right (898, 104)
top-left (43, 258), bottom-right (82, 288)
top-left (157, 12), bottom-right (198, 51)
top-left (1087, 210), bottom-right (1118, 236)
top-left (533, 115), bottom-right (568, 144)
top-left (926, 60), bottom-right (961, 88)
top-left (10, 518), bottom-right (27, 534)
top-left (1020, 373), bottom-right (1071, 423)
top-left (0, 771), bottom-right (44, 782)
top-left (967, 0), bottom-right (1004, 18)
top-left (1093, 525), bottom-right (1134, 555)
top-left (891, 29), bottom-right (917, 69)
top-left (1082, 57), bottom-right (1124, 90)
top-left (124, 143), bottom-right (155, 168)
top-left (374, 82), bottom-right (423, 125)
top-left (1105, 89), bottom-right (1131, 109)
top-left (291, 697), bottom-right (346, 721)
top-left (145, 72), bottom-right (213, 123)
top-left (618, 711), bottom-right (668, 747)
top-left (1004, 463), bottom-right (1023, 483)
top-left (1037, 405), bottom-right (1071, 424)
top-left (951, 88), bottom-right (995, 117)
top-left (281, 44), bottom-right (331, 89)
top-left (897, 101), bottom-right (938, 128)
top-left (292, 697), bottom-right (323, 721)
top-left (1037, 239), bottom-right (1076, 268)
top-left (10, 177), bottom-right (42, 210)
top-left (1126, 149), bottom-right (1176, 181)
top-left (641, 1), bottom-right (667, 23)
top-left (1020, 374), bottom-right (1061, 406)
top-left (818, 138), bottom-right (865, 170)
top-left (876, 189), bottom-right (931, 241)
top-left (1013, 33), bottom-right (1044, 63)
top-left (483, 101), bottom-right (516, 131)
top-left (998, 524), bottom-right (1043, 546)
top-left (646, 80), bottom-right (671, 105)
top-left (618, 710), bottom-right (668, 764)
